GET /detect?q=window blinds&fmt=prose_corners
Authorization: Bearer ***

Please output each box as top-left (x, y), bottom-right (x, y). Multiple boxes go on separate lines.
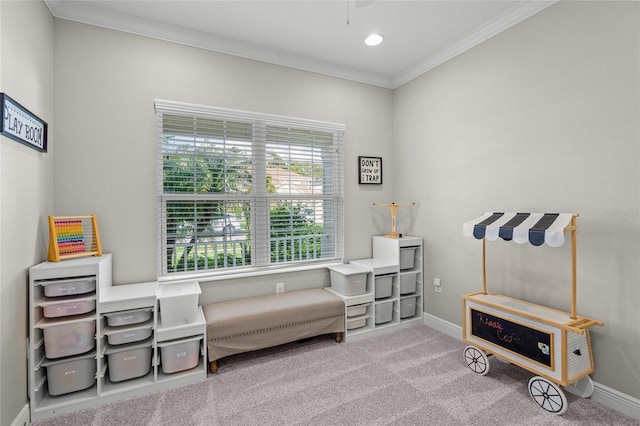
top-left (155, 100), bottom-right (344, 276)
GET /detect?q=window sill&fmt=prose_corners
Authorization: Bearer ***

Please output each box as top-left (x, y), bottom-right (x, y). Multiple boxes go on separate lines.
top-left (158, 259), bottom-right (345, 284)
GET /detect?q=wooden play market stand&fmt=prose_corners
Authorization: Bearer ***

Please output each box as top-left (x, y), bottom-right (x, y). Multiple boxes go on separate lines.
top-left (461, 212), bottom-right (603, 415)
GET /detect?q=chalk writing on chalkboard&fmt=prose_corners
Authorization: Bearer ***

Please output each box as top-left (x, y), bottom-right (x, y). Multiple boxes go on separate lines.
top-left (470, 308), bottom-right (553, 368)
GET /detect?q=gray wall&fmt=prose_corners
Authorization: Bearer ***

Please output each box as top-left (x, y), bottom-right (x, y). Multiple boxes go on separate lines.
top-left (0, 1), bottom-right (54, 424)
top-left (393, 1), bottom-right (639, 400)
top-left (53, 21), bottom-right (394, 288)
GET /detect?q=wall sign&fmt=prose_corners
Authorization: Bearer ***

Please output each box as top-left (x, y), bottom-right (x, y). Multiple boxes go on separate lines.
top-left (470, 308), bottom-right (553, 368)
top-left (1, 93), bottom-right (48, 152)
top-left (358, 156), bottom-right (382, 184)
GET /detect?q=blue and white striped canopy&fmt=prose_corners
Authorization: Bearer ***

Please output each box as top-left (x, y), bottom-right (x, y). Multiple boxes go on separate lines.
top-left (462, 212), bottom-right (575, 247)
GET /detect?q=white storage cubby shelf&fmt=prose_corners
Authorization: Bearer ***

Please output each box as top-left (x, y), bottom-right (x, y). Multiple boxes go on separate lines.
top-left (326, 236), bottom-right (423, 341)
top-left (28, 254), bottom-right (206, 422)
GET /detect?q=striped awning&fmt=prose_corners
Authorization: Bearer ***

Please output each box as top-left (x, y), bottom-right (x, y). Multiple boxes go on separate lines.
top-left (462, 212), bottom-right (575, 247)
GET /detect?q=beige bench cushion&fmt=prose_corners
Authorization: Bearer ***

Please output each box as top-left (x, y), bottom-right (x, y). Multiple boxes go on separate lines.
top-left (204, 288), bottom-right (344, 361)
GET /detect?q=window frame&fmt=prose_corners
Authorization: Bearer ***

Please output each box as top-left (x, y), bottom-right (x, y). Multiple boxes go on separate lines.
top-left (155, 99), bottom-right (345, 279)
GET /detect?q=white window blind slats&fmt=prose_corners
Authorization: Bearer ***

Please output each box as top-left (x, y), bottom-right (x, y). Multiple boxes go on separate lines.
top-left (156, 100), bottom-right (344, 275)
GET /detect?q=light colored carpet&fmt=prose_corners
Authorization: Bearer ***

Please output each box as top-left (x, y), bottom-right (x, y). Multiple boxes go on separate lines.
top-left (33, 325), bottom-right (639, 426)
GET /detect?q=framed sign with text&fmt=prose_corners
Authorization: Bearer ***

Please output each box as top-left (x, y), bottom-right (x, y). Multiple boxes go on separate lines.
top-left (470, 307), bottom-right (553, 368)
top-left (1, 93), bottom-right (48, 152)
top-left (358, 156), bottom-right (382, 184)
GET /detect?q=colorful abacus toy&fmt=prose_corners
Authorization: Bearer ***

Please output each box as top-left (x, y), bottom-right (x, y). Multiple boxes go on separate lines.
top-left (48, 215), bottom-right (102, 262)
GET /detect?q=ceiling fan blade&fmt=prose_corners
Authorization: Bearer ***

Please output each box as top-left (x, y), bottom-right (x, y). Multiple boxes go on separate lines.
top-left (355, 0), bottom-right (375, 8)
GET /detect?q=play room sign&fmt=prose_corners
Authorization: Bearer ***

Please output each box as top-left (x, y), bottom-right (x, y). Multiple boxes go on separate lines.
top-left (1, 93), bottom-right (48, 152)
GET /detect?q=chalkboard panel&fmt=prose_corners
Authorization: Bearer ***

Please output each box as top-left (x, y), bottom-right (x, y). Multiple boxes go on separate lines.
top-left (470, 308), bottom-right (552, 368)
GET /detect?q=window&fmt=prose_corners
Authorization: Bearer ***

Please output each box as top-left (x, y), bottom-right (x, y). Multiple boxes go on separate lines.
top-left (155, 100), bottom-right (345, 276)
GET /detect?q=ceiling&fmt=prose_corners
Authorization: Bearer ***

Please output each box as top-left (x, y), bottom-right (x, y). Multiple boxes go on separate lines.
top-left (44, 0), bottom-right (555, 89)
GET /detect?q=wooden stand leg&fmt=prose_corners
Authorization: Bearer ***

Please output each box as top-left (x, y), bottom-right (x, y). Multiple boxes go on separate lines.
top-left (209, 360), bottom-right (218, 374)
top-left (335, 332), bottom-right (343, 343)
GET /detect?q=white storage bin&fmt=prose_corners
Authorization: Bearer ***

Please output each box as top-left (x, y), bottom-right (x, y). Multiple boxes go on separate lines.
top-left (375, 301), bottom-right (393, 324)
top-left (43, 277), bottom-right (96, 297)
top-left (328, 264), bottom-right (367, 296)
top-left (46, 356), bottom-right (96, 396)
top-left (105, 308), bottom-right (152, 327)
top-left (347, 304), bottom-right (368, 317)
top-left (107, 326), bottom-right (153, 346)
top-left (347, 314), bottom-right (368, 330)
top-left (42, 319), bottom-right (96, 359)
top-left (42, 298), bottom-right (95, 318)
top-left (400, 247), bottom-right (418, 270)
top-left (401, 296), bottom-right (418, 319)
top-left (374, 274), bottom-right (393, 299)
top-left (157, 281), bottom-right (201, 326)
top-left (107, 343), bottom-right (152, 382)
top-left (400, 273), bottom-right (418, 295)
top-left (159, 336), bottom-right (201, 374)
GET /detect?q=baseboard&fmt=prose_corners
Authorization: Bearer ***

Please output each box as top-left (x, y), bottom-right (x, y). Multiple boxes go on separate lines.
top-left (423, 312), bottom-right (461, 340)
top-left (592, 382), bottom-right (640, 421)
top-left (11, 403), bottom-right (30, 426)
top-left (422, 313), bottom-right (640, 421)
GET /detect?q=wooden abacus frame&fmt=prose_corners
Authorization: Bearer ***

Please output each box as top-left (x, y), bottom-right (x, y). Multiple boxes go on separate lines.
top-left (48, 215), bottom-right (103, 262)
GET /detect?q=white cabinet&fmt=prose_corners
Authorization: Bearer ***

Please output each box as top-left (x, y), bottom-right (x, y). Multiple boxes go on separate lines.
top-left (29, 255), bottom-right (110, 421)
top-left (28, 254), bottom-right (206, 422)
top-left (99, 281), bottom-right (158, 397)
top-left (329, 236), bottom-right (423, 341)
top-left (156, 305), bottom-right (207, 384)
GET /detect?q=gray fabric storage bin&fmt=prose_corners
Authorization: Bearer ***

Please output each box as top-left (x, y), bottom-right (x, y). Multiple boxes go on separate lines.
top-left (374, 274), bottom-right (393, 299)
top-left (43, 278), bottom-right (96, 297)
top-left (105, 308), bottom-right (152, 327)
top-left (375, 300), bottom-right (393, 324)
top-left (106, 325), bottom-right (153, 345)
top-left (400, 272), bottom-right (418, 294)
top-left (42, 318), bottom-right (96, 359)
top-left (400, 247), bottom-right (418, 270)
top-left (106, 341), bottom-right (152, 382)
top-left (400, 296), bottom-right (418, 319)
top-left (46, 356), bottom-right (96, 396)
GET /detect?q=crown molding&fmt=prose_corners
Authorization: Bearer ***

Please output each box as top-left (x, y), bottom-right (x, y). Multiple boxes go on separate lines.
top-left (44, 0), bottom-right (393, 88)
top-left (391, 1), bottom-right (556, 88)
top-left (45, 1), bottom-right (555, 90)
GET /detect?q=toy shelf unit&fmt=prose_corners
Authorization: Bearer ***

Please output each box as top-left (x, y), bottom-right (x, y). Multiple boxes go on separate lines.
top-left (461, 212), bottom-right (603, 415)
top-left (48, 215), bottom-right (102, 262)
top-left (29, 255), bottom-right (111, 421)
top-left (327, 235), bottom-right (422, 341)
top-left (28, 255), bottom-right (206, 422)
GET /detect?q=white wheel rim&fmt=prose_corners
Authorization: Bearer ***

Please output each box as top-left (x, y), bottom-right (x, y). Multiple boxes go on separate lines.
top-left (528, 376), bottom-right (567, 415)
top-left (464, 346), bottom-right (489, 375)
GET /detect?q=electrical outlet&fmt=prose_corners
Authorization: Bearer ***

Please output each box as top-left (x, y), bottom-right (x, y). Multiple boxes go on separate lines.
top-left (276, 282), bottom-right (285, 294)
top-left (434, 277), bottom-right (442, 293)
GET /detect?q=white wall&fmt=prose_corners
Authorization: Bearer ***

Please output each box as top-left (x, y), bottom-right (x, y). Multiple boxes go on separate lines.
top-left (53, 20), bottom-right (394, 291)
top-left (0, 1), bottom-right (54, 424)
top-left (393, 1), bottom-right (639, 400)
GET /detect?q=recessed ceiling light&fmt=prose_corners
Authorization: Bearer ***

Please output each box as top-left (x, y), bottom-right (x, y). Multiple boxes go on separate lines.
top-left (364, 33), bottom-right (383, 46)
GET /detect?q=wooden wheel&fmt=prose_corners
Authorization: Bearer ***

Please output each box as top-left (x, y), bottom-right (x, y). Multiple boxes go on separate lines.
top-left (463, 345), bottom-right (490, 376)
top-left (528, 376), bottom-right (568, 415)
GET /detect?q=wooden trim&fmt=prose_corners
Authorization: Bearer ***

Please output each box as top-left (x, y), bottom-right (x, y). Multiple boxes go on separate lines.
top-left (482, 238), bottom-right (487, 294)
top-left (464, 292), bottom-right (601, 335)
top-left (561, 329), bottom-right (568, 384)
top-left (571, 214), bottom-right (578, 319)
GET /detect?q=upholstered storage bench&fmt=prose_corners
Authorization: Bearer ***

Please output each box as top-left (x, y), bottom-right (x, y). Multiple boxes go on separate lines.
top-left (204, 288), bottom-right (345, 373)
